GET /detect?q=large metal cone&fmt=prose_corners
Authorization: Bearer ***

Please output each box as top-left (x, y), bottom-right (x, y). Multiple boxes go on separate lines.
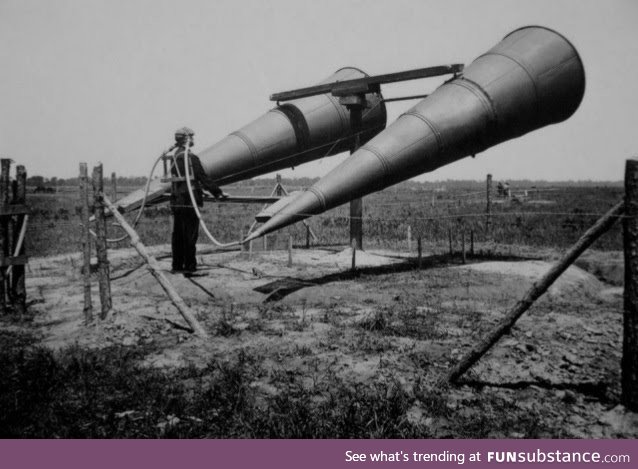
top-left (247, 26), bottom-right (585, 240)
top-left (199, 67), bottom-right (386, 185)
top-left (117, 68), bottom-right (386, 212)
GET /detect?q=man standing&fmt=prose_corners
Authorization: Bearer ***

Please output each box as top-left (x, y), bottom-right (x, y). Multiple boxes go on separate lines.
top-left (170, 127), bottom-right (226, 274)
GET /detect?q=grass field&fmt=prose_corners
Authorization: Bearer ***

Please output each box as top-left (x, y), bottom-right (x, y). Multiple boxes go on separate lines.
top-left (1, 178), bottom-right (629, 438)
top-left (24, 178), bottom-right (623, 257)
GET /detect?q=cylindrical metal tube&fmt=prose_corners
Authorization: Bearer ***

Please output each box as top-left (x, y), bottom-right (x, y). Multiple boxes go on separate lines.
top-left (248, 26), bottom-right (585, 240)
top-left (198, 67), bottom-right (387, 185)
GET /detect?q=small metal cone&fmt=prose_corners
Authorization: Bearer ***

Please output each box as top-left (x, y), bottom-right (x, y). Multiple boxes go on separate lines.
top-left (242, 190), bottom-right (324, 243)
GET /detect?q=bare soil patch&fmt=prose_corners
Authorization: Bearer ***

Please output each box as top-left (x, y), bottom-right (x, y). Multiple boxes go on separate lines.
top-left (17, 244), bottom-right (637, 437)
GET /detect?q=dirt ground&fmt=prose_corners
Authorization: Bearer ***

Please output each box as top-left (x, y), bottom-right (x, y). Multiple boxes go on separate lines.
top-left (23, 243), bottom-right (638, 438)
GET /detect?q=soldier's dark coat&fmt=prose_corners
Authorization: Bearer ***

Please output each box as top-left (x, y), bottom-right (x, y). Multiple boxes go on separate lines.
top-left (170, 148), bottom-right (223, 272)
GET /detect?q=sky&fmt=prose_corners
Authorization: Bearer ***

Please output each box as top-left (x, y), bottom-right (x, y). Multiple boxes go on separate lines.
top-left (1, 0), bottom-right (637, 182)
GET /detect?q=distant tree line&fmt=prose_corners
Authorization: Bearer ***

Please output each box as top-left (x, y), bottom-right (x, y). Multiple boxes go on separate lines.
top-left (26, 174), bottom-right (622, 190)
top-left (27, 175), bottom-right (148, 188)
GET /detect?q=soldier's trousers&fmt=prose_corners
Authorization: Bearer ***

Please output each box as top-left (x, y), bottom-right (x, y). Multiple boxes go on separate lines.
top-left (171, 207), bottom-right (199, 271)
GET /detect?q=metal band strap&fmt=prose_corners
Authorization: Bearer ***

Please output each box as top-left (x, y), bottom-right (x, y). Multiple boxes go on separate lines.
top-left (275, 104), bottom-right (311, 153)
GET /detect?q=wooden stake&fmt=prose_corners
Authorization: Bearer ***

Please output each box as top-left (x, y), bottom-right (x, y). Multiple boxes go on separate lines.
top-left (79, 163), bottom-right (93, 321)
top-left (306, 224), bottom-right (310, 249)
top-left (351, 238), bottom-right (357, 272)
top-left (470, 229), bottom-right (475, 256)
top-left (350, 197), bottom-right (363, 250)
top-left (623, 159), bottom-right (638, 411)
top-left (240, 228), bottom-right (251, 255)
top-left (448, 228), bottom-right (453, 256)
top-left (0, 159), bottom-right (9, 313)
top-left (446, 201), bottom-right (624, 383)
top-left (79, 163), bottom-right (93, 322)
top-left (417, 236), bottom-right (422, 270)
top-left (11, 165), bottom-right (27, 315)
top-left (7, 165), bottom-right (29, 286)
top-left (288, 234), bottom-right (293, 268)
top-left (263, 235), bottom-right (268, 251)
top-left (111, 172), bottom-right (117, 202)
top-left (349, 106), bottom-right (363, 251)
top-left (92, 164), bottom-right (111, 319)
top-left (101, 194), bottom-right (208, 338)
top-left (407, 225), bottom-right (412, 251)
top-left (461, 230), bottom-right (466, 264)
top-left (486, 173), bottom-right (493, 234)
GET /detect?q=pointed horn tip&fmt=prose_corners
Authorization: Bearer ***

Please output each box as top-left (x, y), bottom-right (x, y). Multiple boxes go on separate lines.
top-left (242, 231), bottom-right (262, 244)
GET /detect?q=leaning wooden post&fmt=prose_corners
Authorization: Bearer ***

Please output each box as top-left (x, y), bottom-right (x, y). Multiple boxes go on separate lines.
top-left (486, 173), bottom-right (493, 235)
top-left (446, 201), bottom-right (624, 383)
top-left (101, 194), bottom-right (208, 338)
top-left (623, 159), bottom-right (638, 411)
top-left (92, 164), bottom-right (111, 319)
top-left (79, 163), bottom-right (93, 322)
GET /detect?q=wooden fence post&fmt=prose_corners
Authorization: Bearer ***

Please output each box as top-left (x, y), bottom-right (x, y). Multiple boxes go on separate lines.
top-left (446, 201), bottom-right (624, 383)
top-left (80, 163), bottom-right (93, 322)
top-left (417, 236), bottom-right (422, 270)
top-left (350, 197), bottom-right (363, 250)
top-left (288, 234), bottom-right (293, 268)
top-left (111, 172), bottom-right (117, 202)
top-left (92, 164), bottom-right (111, 319)
top-left (351, 238), bottom-right (357, 272)
top-left (470, 229), bottom-right (475, 256)
top-left (461, 230), bottom-right (466, 264)
top-left (448, 228), bottom-right (453, 256)
top-left (407, 225), bottom-right (412, 252)
top-left (486, 173), bottom-right (492, 235)
top-left (0, 159), bottom-right (10, 314)
top-left (11, 165), bottom-right (27, 316)
top-left (623, 159), bottom-right (638, 411)
top-left (240, 228), bottom-right (251, 256)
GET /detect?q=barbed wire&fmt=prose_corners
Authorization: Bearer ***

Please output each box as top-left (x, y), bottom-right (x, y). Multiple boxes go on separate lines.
top-left (19, 207), bottom-right (628, 235)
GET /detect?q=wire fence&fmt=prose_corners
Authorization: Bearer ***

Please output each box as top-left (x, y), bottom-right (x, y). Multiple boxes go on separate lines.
top-left (22, 193), bottom-right (625, 258)
top-left (21, 179), bottom-right (625, 257)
